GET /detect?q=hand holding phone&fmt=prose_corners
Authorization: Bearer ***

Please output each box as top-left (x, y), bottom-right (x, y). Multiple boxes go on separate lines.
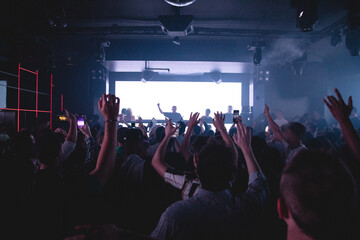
top-left (233, 110), bottom-right (240, 123)
top-left (76, 114), bottom-right (86, 127)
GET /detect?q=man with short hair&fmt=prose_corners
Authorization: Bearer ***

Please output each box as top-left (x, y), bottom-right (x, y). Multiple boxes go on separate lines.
top-left (151, 115), bottom-right (268, 240)
top-left (264, 104), bottom-right (307, 164)
top-left (157, 103), bottom-right (182, 122)
top-left (278, 150), bottom-right (357, 240)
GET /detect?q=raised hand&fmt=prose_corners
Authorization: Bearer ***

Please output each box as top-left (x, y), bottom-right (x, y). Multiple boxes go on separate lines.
top-left (233, 121), bottom-right (252, 152)
top-left (55, 127), bottom-right (67, 137)
top-left (79, 123), bottom-right (92, 138)
top-left (324, 88), bottom-right (353, 123)
top-left (65, 109), bottom-right (76, 123)
top-left (165, 119), bottom-right (180, 137)
top-left (98, 94), bottom-right (120, 121)
top-left (212, 111), bottom-right (226, 132)
top-left (264, 104), bottom-right (270, 115)
top-left (138, 116), bottom-right (144, 128)
top-left (188, 112), bottom-right (200, 129)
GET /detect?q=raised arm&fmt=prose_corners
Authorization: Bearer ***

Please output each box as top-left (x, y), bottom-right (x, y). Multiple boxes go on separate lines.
top-left (213, 112), bottom-right (238, 169)
top-left (264, 104), bottom-right (285, 142)
top-left (137, 116), bottom-right (148, 139)
top-left (65, 109), bottom-right (78, 143)
top-left (324, 88), bottom-right (360, 163)
top-left (180, 112), bottom-right (200, 162)
top-left (233, 121), bottom-right (261, 174)
top-left (151, 119), bottom-right (180, 178)
top-left (90, 94), bottom-right (120, 186)
top-left (157, 103), bottom-right (164, 115)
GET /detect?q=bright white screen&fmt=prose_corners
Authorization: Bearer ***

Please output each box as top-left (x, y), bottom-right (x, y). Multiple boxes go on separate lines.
top-left (115, 81), bottom-right (242, 121)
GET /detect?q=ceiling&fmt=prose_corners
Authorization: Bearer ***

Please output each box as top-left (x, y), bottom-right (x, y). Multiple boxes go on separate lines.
top-left (0, 0), bottom-right (352, 67)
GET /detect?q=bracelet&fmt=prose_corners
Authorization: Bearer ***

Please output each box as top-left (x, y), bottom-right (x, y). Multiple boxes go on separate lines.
top-left (218, 129), bottom-right (226, 132)
top-left (105, 119), bottom-right (117, 124)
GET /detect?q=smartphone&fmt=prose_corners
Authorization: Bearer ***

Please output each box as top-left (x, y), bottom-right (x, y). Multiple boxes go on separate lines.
top-left (265, 126), bottom-right (270, 133)
top-left (131, 122), bottom-right (136, 128)
top-left (58, 115), bottom-right (67, 121)
top-left (77, 115), bottom-right (85, 127)
top-left (233, 110), bottom-right (240, 123)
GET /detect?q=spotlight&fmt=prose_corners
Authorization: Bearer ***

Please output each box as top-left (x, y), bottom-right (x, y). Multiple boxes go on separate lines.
top-left (164, 0), bottom-right (197, 7)
top-left (172, 36), bottom-right (181, 45)
top-left (159, 15), bottom-right (194, 37)
top-left (253, 47), bottom-right (262, 66)
top-left (291, 0), bottom-right (319, 32)
top-left (330, 30), bottom-right (342, 47)
top-left (209, 72), bottom-right (222, 84)
top-left (248, 42), bottom-right (265, 66)
top-left (141, 70), bottom-right (155, 83)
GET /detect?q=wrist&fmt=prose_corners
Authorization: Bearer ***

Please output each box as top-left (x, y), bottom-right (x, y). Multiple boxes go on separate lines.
top-left (105, 119), bottom-right (117, 123)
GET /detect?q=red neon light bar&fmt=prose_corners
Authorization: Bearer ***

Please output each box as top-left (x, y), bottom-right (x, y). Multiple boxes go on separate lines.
top-left (17, 63), bottom-right (20, 132)
top-left (36, 70), bottom-right (39, 118)
top-left (50, 74), bottom-right (53, 130)
top-left (19, 67), bottom-right (37, 75)
top-left (61, 94), bottom-right (64, 111)
top-left (0, 108), bottom-right (51, 113)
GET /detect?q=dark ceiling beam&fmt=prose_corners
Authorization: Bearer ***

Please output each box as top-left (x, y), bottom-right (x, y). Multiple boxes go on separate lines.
top-left (55, 25), bottom-right (321, 40)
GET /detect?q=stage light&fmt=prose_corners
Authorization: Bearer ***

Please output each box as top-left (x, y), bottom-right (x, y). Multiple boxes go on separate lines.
top-left (172, 36), bottom-right (181, 45)
top-left (141, 70), bottom-right (155, 83)
top-left (159, 15), bottom-right (194, 37)
top-left (253, 47), bottom-right (262, 66)
top-left (291, 0), bottom-right (319, 32)
top-left (209, 72), bottom-right (222, 84)
top-left (164, 0), bottom-right (197, 7)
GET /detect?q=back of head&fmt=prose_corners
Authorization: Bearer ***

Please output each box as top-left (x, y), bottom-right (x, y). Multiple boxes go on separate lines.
top-left (280, 150), bottom-right (356, 239)
top-left (193, 125), bottom-right (201, 135)
top-left (287, 122), bottom-right (306, 140)
top-left (124, 129), bottom-right (146, 157)
top-left (117, 127), bottom-right (129, 145)
top-left (35, 131), bottom-right (62, 167)
top-left (155, 126), bottom-right (165, 143)
top-left (190, 135), bottom-right (211, 154)
top-left (197, 138), bottom-right (235, 192)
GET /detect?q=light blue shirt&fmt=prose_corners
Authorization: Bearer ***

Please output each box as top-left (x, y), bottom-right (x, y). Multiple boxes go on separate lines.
top-left (151, 172), bottom-right (268, 240)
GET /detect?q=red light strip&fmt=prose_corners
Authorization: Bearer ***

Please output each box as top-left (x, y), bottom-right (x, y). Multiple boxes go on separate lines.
top-left (19, 67), bottom-right (37, 75)
top-left (0, 108), bottom-right (51, 113)
top-left (50, 74), bottom-right (53, 130)
top-left (17, 63), bottom-right (20, 132)
top-left (36, 70), bottom-right (38, 118)
top-left (61, 94), bottom-right (63, 111)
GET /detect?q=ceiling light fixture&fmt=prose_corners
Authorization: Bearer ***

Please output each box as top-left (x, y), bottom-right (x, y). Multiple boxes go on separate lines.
top-left (164, 0), bottom-right (197, 7)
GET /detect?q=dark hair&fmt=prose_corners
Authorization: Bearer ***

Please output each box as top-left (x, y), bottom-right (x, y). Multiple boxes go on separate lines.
top-left (178, 121), bottom-right (186, 136)
top-left (190, 135), bottom-right (211, 154)
top-left (280, 150), bottom-right (356, 239)
top-left (124, 129), bottom-right (146, 157)
top-left (35, 131), bottom-right (62, 166)
top-left (117, 127), bottom-right (128, 144)
top-left (287, 122), bottom-right (306, 140)
top-left (193, 125), bottom-right (201, 135)
top-left (197, 138), bottom-right (235, 192)
top-left (155, 126), bottom-right (165, 143)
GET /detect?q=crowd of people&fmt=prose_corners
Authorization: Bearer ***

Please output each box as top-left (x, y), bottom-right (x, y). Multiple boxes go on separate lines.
top-left (1, 88), bottom-right (360, 240)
